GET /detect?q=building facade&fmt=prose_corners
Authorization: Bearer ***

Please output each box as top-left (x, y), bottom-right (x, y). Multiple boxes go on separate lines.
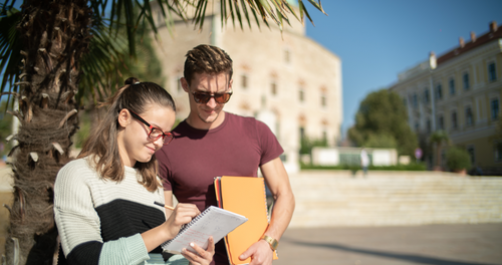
top-left (390, 22), bottom-right (502, 173)
top-left (151, 2), bottom-right (343, 172)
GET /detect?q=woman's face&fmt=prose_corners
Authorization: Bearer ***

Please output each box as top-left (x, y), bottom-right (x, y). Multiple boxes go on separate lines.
top-left (118, 103), bottom-right (175, 167)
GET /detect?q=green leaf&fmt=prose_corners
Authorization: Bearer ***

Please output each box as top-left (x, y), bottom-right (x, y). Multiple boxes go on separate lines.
top-left (234, 0), bottom-right (245, 30)
top-left (239, 0), bottom-right (253, 29)
top-left (0, 4), bottom-right (22, 107)
top-left (307, 0), bottom-right (326, 14)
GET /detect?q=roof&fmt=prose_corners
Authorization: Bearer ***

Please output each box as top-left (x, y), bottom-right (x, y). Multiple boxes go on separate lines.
top-left (437, 23), bottom-right (502, 65)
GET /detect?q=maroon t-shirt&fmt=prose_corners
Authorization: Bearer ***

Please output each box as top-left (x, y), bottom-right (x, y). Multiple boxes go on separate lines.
top-left (156, 112), bottom-right (283, 265)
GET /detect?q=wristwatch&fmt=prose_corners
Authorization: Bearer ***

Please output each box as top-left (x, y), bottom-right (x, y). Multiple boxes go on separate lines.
top-left (261, 235), bottom-right (279, 250)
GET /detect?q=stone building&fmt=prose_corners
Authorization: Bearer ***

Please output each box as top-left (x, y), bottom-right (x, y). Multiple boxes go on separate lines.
top-left (390, 21), bottom-right (502, 173)
top-left (151, 1), bottom-right (343, 172)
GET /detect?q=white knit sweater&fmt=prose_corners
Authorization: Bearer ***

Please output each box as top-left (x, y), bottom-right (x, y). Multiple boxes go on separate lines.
top-left (54, 157), bottom-right (188, 265)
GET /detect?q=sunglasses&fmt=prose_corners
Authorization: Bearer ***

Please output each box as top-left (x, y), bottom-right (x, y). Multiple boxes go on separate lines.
top-left (191, 91), bottom-right (232, 104)
top-left (127, 109), bottom-right (174, 145)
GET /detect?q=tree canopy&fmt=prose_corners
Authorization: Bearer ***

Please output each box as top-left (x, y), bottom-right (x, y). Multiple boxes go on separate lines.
top-left (348, 89), bottom-right (418, 156)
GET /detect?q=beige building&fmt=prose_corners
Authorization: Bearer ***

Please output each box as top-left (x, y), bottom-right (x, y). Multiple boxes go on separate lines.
top-left (151, 2), bottom-right (343, 172)
top-left (390, 22), bottom-right (502, 173)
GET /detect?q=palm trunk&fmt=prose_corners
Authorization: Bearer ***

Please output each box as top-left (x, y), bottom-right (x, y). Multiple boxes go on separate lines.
top-left (3, 1), bottom-right (90, 264)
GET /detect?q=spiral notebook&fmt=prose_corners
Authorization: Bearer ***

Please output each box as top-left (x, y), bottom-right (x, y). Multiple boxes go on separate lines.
top-left (161, 206), bottom-right (248, 254)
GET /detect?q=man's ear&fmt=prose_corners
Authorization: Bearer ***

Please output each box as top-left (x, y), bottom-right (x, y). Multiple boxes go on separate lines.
top-left (228, 79), bottom-right (233, 90)
top-left (180, 77), bottom-right (190, 93)
top-left (117, 109), bottom-right (132, 128)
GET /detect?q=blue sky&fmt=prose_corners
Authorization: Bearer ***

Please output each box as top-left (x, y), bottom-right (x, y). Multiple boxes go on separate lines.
top-left (304, 0), bottom-right (502, 137)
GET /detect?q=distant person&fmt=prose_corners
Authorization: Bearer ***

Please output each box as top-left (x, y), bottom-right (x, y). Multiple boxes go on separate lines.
top-left (360, 148), bottom-right (369, 177)
top-left (157, 44), bottom-right (295, 265)
top-left (54, 78), bottom-right (214, 265)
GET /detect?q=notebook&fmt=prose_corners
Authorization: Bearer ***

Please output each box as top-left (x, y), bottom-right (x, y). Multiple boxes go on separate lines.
top-left (214, 176), bottom-right (279, 265)
top-left (161, 206), bottom-right (248, 254)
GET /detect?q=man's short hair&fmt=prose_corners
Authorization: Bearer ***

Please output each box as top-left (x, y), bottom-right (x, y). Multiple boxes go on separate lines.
top-left (184, 44), bottom-right (233, 85)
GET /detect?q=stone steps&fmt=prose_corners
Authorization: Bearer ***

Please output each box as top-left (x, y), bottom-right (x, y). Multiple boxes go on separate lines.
top-left (287, 171), bottom-right (502, 227)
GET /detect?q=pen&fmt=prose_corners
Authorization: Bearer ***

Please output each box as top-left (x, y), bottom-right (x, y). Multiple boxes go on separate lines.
top-left (154, 201), bottom-right (175, 211)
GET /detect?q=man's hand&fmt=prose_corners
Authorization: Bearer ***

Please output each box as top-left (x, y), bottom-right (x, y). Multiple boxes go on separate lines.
top-left (239, 239), bottom-right (273, 265)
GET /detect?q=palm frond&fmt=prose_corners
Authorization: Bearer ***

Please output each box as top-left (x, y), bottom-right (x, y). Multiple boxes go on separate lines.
top-left (238, 0), bottom-right (253, 29)
top-left (189, 0), bottom-right (324, 31)
top-left (0, 3), bottom-right (22, 111)
top-left (78, 18), bottom-right (129, 105)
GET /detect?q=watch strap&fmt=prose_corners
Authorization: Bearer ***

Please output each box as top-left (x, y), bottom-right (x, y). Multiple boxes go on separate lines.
top-left (261, 235), bottom-right (279, 250)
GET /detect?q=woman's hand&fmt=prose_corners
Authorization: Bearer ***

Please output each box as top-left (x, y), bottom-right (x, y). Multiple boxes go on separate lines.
top-left (163, 203), bottom-right (201, 239)
top-left (142, 203), bottom-right (200, 252)
top-left (181, 236), bottom-right (215, 265)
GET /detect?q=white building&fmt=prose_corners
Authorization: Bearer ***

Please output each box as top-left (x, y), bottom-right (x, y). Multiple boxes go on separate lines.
top-left (390, 22), bottom-right (502, 173)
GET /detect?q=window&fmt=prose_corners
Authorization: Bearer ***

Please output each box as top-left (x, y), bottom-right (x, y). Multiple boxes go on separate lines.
top-left (241, 75), bottom-right (248, 89)
top-left (463, 73), bottom-right (470, 90)
top-left (423, 89), bottom-right (430, 104)
top-left (449, 78), bottom-right (455, 96)
top-left (438, 115), bottom-right (444, 130)
top-left (412, 93), bottom-right (418, 108)
top-left (271, 82), bottom-right (277, 95)
top-left (451, 111), bottom-right (458, 129)
top-left (436, 83), bottom-right (443, 100)
top-left (156, 9), bottom-right (164, 26)
top-left (465, 107), bottom-right (473, 126)
top-left (496, 142), bottom-right (502, 161)
top-left (177, 77), bottom-right (182, 92)
top-left (299, 88), bottom-right (305, 102)
top-left (299, 127), bottom-right (305, 140)
top-left (467, 146), bottom-right (475, 165)
top-left (321, 93), bottom-right (327, 107)
top-left (284, 50), bottom-right (290, 64)
top-left (491, 98), bottom-right (500, 120)
top-left (488, 62), bottom-right (497, 82)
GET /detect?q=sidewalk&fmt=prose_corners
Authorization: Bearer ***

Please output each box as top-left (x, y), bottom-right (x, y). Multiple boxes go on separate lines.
top-left (275, 223), bottom-right (502, 265)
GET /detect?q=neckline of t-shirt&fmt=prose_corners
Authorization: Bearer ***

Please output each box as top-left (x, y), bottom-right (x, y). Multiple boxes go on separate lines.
top-left (183, 112), bottom-right (232, 135)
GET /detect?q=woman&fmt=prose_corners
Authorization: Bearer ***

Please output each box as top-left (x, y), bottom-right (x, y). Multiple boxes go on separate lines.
top-left (54, 78), bottom-right (214, 265)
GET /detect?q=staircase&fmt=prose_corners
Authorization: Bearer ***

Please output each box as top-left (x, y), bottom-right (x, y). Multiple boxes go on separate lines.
top-left (288, 170), bottom-right (502, 227)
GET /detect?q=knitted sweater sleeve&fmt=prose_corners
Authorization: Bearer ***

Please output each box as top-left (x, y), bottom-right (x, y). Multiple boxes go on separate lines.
top-left (54, 159), bottom-right (150, 265)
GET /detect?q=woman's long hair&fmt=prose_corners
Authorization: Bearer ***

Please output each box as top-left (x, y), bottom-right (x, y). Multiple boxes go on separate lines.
top-left (79, 77), bottom-right (176, 192)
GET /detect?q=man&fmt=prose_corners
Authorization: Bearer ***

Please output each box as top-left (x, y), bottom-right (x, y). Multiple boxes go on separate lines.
top-left (360, 148), bottom-right (369, 177)
top-left (156, 44), bottom-right (295, 265)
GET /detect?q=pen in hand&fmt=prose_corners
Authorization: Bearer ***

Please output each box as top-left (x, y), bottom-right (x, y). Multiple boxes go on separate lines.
top-left (154, 201), bottom-right (175, 211)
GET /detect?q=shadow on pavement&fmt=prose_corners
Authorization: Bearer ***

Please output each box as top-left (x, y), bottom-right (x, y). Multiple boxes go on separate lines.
top-left (287, 239), bottom-right (498, 265)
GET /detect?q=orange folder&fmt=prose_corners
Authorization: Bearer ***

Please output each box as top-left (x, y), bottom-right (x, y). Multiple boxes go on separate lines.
top-left (214, 176), bottom-right (279, 265)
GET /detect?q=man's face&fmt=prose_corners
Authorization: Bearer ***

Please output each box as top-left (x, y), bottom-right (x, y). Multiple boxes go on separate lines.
top-left (181, 72), bottom-right (233, 128)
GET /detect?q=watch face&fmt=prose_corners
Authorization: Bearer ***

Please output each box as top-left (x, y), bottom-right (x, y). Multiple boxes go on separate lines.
top-left (263, 235), bottom-right (278, 250)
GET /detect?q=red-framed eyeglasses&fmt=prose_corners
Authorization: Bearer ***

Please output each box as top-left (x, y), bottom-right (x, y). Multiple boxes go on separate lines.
top-left (127, 109), bottom-right (174, 145)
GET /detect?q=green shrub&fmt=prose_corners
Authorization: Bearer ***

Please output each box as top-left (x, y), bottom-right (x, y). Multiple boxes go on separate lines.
top-left (446, 147), bottom-right (471, 171)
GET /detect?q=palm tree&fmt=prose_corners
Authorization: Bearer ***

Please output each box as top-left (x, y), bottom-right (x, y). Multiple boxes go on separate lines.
top-left (429, 130), bottom-right (450, 171)
top-left (0, 1), bottom-right (324, 264)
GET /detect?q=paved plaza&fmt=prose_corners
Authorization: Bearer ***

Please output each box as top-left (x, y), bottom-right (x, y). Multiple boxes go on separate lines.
top-left (1, 166), bottom-right (502, 263)
top-left (275, 223), bottom-right (502, 265)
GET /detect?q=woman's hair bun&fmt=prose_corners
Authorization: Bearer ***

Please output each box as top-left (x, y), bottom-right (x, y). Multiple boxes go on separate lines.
top-left (125, 77), bottom-right (140, 85)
